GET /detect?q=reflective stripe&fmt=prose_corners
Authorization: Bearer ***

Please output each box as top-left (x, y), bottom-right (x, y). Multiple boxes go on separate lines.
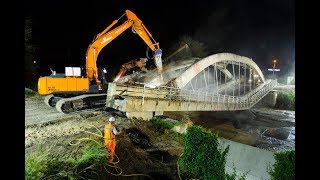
top-left (104, 123), bottom-right (115, 140)
top-left (104, 137), bottom-right (115, 140)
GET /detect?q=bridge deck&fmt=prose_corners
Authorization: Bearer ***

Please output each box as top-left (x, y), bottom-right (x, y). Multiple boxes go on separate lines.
top-left (106, 79), bottom-right (277, 119)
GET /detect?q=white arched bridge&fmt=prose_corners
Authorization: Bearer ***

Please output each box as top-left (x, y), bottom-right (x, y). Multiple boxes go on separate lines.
top-left (106, 53), bottom-right (277, 120)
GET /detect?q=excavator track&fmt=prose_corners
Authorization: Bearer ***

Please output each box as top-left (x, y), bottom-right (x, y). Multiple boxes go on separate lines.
top-left (44, 94), bottom-right (63, 107)
top-left (44, 94), bottom-right (54, 107)
top-left (55, 94), bottom-right (107, 113)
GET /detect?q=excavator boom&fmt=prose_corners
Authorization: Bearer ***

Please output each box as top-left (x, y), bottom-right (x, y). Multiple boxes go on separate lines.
top-left (86, 9), bottom-right (162, 89)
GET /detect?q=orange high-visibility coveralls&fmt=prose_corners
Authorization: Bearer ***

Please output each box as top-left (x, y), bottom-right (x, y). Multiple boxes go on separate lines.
top-left (104, 123), bottom-right (116, 162)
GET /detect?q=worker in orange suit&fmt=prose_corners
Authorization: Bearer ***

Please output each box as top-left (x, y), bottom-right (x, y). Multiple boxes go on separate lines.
top-left (104, 116), bottom-right (121, 162)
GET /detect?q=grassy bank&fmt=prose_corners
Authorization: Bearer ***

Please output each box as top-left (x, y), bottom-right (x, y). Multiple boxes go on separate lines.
top-left (25, 88), bottom-right (38, 98)
top-left (275, 90), bottom-right (295, 110)
top-left (26, 141), bottom-right (107, 179)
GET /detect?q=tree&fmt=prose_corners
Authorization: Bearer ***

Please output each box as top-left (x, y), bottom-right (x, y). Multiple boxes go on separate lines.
top-left (25, 19), bottom-right (39, 89)
top-left (166, 35), bottom-right (208, 62)
top-left (25, 19), bottom-right (35, 56)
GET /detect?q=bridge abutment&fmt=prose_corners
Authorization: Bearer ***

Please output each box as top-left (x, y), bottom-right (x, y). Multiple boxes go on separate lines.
top-left (254, 91), bottom-right (277, 108)
top-left (125, 111), bottom-right (164, 121)
top-left (126, 111), bottom-right (154, 120)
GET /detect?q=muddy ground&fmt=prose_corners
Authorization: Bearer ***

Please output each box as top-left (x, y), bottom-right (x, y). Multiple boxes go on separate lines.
top-left (25, 95), bottom-right (107, 127)
top-left (25, 115), bottom-right (184, 179)
top-left (25, 96), bottom-right (184, 179)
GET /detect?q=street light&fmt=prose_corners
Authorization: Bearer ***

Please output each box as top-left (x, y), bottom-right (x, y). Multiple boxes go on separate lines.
top-left (272, 59), bottom-right (277, 69)
top-left (272, 59), bottom-right (277, 77)
top-left (268, 59), bottom-right (280, 79)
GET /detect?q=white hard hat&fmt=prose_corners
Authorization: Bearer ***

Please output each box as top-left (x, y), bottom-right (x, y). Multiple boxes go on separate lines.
top-left (109, 117), bottom-right (115, 122)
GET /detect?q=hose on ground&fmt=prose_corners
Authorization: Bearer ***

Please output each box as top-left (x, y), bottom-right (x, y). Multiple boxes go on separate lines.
top-left (177, 153), bottom-right (183, 180)
top-left (69, 124), bottom-right (154, 179)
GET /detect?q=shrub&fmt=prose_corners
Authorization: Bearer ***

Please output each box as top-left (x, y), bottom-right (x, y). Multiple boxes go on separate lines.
top-left (268, 150), bottom-right (295, 180)
top-left (25, 88), bottom-right (37, 98)
top-left (179, 125), bottom-right (230, 179)
top-left (150, 117), bottom-right (181, 132)
top-left (275, 91), bottom-right (295, 110)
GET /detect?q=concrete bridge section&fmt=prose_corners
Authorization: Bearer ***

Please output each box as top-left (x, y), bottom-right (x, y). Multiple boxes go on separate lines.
top-left (106, 53), bottom-right (277, 120)
top-left (106, 79), bottom-right (277, 120)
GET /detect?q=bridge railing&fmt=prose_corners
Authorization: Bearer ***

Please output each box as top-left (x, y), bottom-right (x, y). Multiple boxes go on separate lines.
top-left (110, 79), bottom-right (277, 109)
top-left (247, 79), bottom-right (277, 107)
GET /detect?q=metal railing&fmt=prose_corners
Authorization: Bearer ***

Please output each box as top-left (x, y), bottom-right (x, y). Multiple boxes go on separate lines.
top-left (110, 79), bottom-right (277, 110)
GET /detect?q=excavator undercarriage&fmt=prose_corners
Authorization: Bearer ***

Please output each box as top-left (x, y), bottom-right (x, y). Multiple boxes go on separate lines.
top-left (44, 93), bottom-right (107, 113)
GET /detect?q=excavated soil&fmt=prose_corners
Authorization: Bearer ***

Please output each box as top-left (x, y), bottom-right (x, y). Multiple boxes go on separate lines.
top-left (25, 96), bottom-right (183, 179)
top-left (25, 116), bottom-right (183, 179)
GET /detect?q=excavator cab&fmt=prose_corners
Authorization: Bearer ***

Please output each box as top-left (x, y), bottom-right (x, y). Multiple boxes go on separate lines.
top-left (98, 67), bottom-right (108, 91)
top-left (135, 58), bottom-right (148, 68)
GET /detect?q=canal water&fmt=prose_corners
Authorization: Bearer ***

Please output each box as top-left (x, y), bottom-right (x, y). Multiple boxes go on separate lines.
top-left (164, 107), bottom-right (295, 152)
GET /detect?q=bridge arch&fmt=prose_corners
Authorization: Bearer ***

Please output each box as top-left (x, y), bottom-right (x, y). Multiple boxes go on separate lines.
top-left (174, 53), bottom-right (265, 89)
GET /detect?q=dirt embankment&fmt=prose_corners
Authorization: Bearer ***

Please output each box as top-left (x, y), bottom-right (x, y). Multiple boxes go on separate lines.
top-left (25, 95), bottom-right (184, 179)
top-left (26, 116), bottom-right (184, 179)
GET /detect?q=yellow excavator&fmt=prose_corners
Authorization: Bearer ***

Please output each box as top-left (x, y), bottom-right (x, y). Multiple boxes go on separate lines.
top-left (113, 57), bottom-right (148, 83)
top-left (38, 9), bottom-right (163, 113)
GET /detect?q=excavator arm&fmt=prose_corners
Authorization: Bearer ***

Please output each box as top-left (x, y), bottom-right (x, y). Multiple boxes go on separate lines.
top-left (86, 10), bottom-right (162, 89)
top-left (114, 58), bottom-right (148, 82)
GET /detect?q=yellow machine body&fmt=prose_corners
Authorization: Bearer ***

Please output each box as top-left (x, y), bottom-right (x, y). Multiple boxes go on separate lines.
top-left (38, 77), bottom-right (89, 95)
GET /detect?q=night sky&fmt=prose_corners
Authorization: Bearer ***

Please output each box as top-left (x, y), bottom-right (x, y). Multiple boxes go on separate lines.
top-left (25, 0), bottom-right (295, 79)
